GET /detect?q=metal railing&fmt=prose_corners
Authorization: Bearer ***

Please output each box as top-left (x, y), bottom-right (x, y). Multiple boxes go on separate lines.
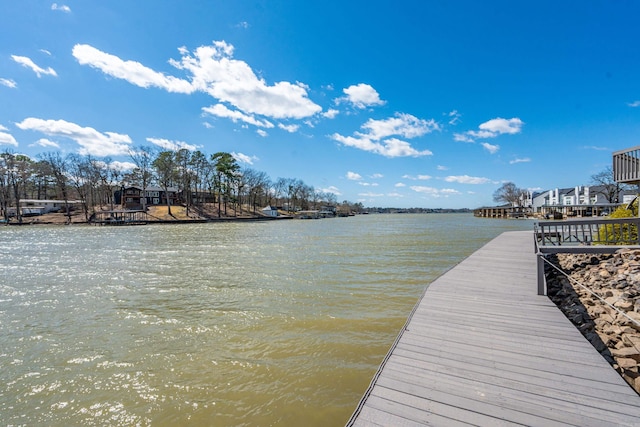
top-left (613, 145), bottom-right (640, 184)
top-left (535, 217), bottom-right (640, 247)
top-left (534, 217), bottom-right (640, 295)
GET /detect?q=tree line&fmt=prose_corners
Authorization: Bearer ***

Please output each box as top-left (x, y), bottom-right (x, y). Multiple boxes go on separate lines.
top-left (0, 147), bottom-right (363, 223)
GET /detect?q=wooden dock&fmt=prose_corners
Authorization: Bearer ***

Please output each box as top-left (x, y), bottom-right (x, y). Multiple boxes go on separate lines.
top-left (347, 231), bottom-right (640, 426)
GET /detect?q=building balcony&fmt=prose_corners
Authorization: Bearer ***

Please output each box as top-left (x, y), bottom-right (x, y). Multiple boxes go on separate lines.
top-left (613, 145), bottom-right (640, 184)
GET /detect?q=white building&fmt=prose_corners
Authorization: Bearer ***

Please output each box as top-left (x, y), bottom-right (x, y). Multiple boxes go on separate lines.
top-left (532, 185), bottom-right (635, 218)
top-left (6, 199), bottom-right (83, 216)
top-left (261, 205), bottom-right (279, 217)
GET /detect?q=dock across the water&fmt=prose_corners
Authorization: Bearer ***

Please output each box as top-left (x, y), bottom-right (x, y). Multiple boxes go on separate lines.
top-left (347, 230), bottom-right (640, 426)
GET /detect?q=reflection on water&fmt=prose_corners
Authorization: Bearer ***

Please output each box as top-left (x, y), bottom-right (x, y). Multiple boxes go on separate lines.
top-left (0, 214), bottom-right (533, 426)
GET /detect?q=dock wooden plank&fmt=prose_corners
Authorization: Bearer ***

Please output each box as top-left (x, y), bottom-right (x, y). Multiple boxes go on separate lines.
top-left (347, 231), bottom-right (640, 426)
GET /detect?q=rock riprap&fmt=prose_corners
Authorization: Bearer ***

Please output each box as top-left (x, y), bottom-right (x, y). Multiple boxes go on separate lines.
top-left (545, 249), bottom-right (640, 394)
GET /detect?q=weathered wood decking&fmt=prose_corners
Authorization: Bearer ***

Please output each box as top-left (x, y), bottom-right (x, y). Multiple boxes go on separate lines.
top-left (347, 230), bottom-right (640, 426)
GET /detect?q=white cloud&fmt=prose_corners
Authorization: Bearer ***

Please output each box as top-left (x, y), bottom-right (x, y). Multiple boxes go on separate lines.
top-left (278, 123), bottom-right (299, 133)
top-left (31, 138), bottom-right (60, 148)
top-left (169, 41), bottom-right (321, 118)
top-left (232, 152), bottom-right (258, 165)
top-left (402, 174), bottom-right (431, 180)
top-left (409, 186), bottom-right (439, 195)
top-left (0, 131), bottom-right (18, 146)
top-left (467, 130), bottom-right (496, 139)
top-left (582, 145), bottom-right (608, 151)
top-left (11, 55), bottom-right (57, 78)
top-left (358, 191), bottom-right (384, 197)
top-left (16, 118), bottom-right (132, 156)
top-left (146, 137), bottom-right (198, 151)
top-left (256, 129), bottom-right (268, 137)
top-left (395, 182), bottom-right (406, 187)
top-left (235, 21), bottom-right (250, 29)
top-left (437, 165), bottom-right (448, 171)
top-left (322, 109), bottom-right (339, 119)
top-left (203, 104), bottom-right (274, 128)
top-left (371, 173), bottom-right (383, 179)
top-left (358, 113), bottom-right (440, 141)
top-left (481, 142), bottom-right (500, 154)
top-left (40, 49), bottom-right (52, 56)
top-left (455, 117), bottom-right (523, 142)
top-left (73, 44), bottom-right (193, 93)
top-left (509, 157), bottom-right (531, 164)
top-left (628, 101), bottom-right (640, 107)
top-left (0, 78), bottom-right (17, 88)
top-left (479, 118), bottom-right (523, 135)
top-left (358, 182), bottom-right (379, 187)
top-left (74, 42), bottom-right (322, 121)
top-left (321, 185), bottom-right (342, 195)
top-left (387, 192), bottom-right (404, 197)
top-left (109, 160), bottom-right (136, 171)
top-left (453, 133), bottom-right (474, 143)
top-left (332, 134), bottom-right (432, 158)
top-left (444, 175), bottom-right (493, 184)
top-left (346, 171), bottom-right (362, 180)
top-left (337, 83), bottom-right (385, 109)
top-left (331, 112), bottom-right (437, 158)
top-left (202, 122), bottom-right (213, 129)
top-left (51, 3), bottom-right (71, 12)
top-left (448, 110), bottom-right (461, 125)
top-left (410, 186), bottom-right (460, 196)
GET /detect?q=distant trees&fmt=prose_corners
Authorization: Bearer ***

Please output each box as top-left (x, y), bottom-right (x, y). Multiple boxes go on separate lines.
top-left (0, 145), bottom-right (353, 222)
top-left (590, 166), bottom-right (631, 204)
top-left (128, 146), bottom-right (155, 211)
top-left (153, 151), bottom-right (179, 216)
top-left (493, 182), bottom-right (528, 207)
top-left (40, 151), bottom-right (72, 223)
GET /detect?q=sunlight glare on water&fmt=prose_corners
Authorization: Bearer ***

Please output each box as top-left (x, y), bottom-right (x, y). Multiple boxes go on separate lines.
top-left (0, 214), bottom-right (533, 426)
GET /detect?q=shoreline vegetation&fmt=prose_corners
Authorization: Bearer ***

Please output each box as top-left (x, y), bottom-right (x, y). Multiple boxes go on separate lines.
top-left (1, 148), bottom-right (472, 227)
top-left (3, 205), bottom-right (286, 226)
top-left (3, 205), bottom-right (474, 226)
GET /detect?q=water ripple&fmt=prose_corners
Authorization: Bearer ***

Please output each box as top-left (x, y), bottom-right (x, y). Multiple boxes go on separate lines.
top-left (0, 214), bottom-right (533, 426)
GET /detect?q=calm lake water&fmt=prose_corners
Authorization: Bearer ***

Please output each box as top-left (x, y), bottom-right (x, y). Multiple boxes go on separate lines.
top-left (0, 213), bottom-right (534, 426)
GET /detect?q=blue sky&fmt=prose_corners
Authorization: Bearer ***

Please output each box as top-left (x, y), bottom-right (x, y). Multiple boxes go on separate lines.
top-left (2, 1), bottom-right (640, 209)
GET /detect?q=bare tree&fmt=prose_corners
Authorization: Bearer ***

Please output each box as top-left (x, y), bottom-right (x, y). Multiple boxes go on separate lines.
top-left (0, 154), bottom-right (10, 222)
top-left (129, 146), bottom-right (155, 211)
top-left (40, 152), bottom-right (72, 223)
top-left (242, 168), bottom-right (270, 213)
top-left (493, 182), bottom-right (527, 207)
top-left (153, 150), bottom-right (178, 217)
top-left (273, 177), bottom-right (287, 208)
top-left (591, 166), bottom-right (631, 203)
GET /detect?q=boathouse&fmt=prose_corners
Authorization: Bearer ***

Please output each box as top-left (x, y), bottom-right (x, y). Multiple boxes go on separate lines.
top-left (473, 205), bottom-right (528, 218)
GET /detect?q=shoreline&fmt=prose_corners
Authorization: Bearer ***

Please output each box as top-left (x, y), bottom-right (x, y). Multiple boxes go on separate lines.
top-left (546, 251), bottom-right (640, 395)
top-left (3, 215), bottom-right (293, 226)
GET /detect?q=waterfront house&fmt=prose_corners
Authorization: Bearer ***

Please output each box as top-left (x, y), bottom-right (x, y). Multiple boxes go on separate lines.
top-left (6, 199), bottom-right (82, 216)
top-left (531, 185), bottom-right (636, 218)
top-left (261, 206), bottom-right (279, 217)
top-left (115, 186), bottom-right (180, 210)
top-left (318, 205), bottom-right (337, 217)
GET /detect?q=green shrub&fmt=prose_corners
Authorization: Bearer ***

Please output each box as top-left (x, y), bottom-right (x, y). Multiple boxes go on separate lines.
top-left (597, 200), bottom-right (638, 244)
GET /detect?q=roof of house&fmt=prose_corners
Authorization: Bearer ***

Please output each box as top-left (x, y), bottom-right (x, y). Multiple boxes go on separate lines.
top-left (122, 185), bottom-right (179, 192)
